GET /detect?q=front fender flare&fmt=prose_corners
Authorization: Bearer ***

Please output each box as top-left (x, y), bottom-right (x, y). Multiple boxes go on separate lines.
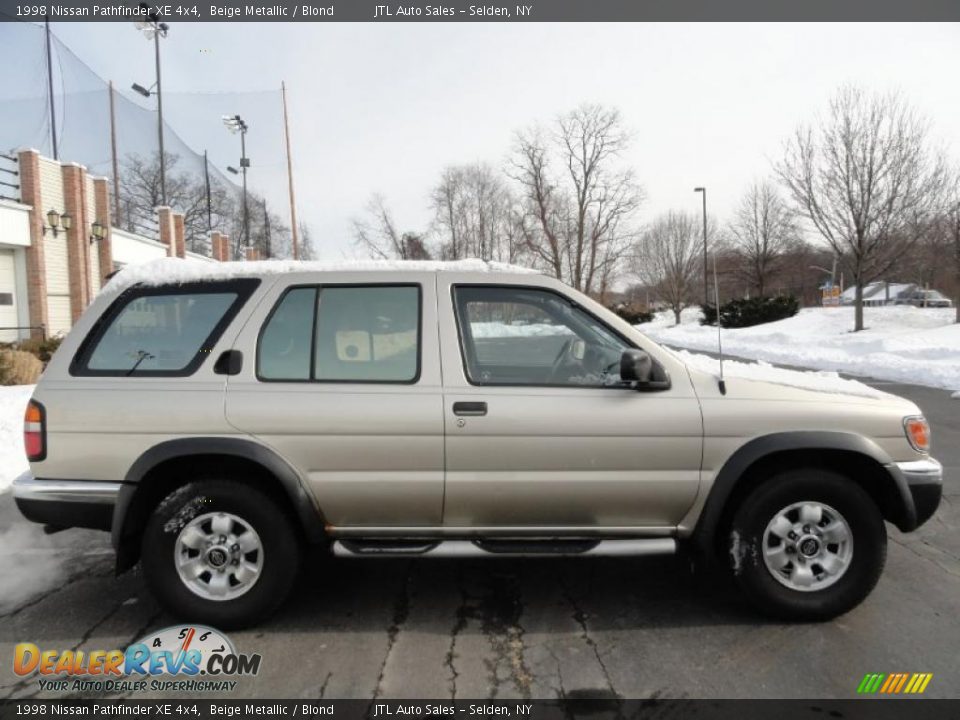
top-left (691, 431), bottom-right (915, 555)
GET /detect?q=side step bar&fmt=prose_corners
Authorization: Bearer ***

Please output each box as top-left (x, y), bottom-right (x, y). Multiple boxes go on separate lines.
top-left (332, 538), bottom-right (676, 559)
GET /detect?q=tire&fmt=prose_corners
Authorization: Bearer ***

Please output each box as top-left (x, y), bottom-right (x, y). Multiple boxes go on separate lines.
top-left (729, 468), bottom-right (886, 621)
top-left (141, 480), bottom-right (301, 629)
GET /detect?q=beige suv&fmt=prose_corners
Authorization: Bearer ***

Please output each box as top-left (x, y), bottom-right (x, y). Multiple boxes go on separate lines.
top-left (12, 261), bottom-right (943, 627)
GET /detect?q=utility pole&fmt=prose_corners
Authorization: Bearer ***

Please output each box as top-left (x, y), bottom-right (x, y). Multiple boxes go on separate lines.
top-left (109, 81), bottom-right (120, 223)
top-left (281, 82), bottom-right (300, 260)
top-left (263, 197), bottom-right (271, 259)
top-left (44, 17), bottom-right (58, 160)
top-left (203, 150), bottom-right (212, 232)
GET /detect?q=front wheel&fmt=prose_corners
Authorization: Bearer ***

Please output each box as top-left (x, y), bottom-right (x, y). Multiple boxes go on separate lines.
top-left (730, 468), bottom-right (886, 621)
top-left (141, 480), bottom-right (301, 629)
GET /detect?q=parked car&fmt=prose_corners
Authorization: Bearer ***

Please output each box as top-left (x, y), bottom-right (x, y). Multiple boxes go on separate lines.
top-left (894, 289), bottom-right (953, 308)
top-left (13, 262), bottom-right (943, 627)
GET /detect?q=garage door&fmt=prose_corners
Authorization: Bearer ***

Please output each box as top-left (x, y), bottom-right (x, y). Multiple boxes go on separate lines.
top-left (0, 249), bottom-right (18, 342)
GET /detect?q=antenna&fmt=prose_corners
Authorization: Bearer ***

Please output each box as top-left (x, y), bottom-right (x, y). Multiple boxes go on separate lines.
top-left (712, 254), bottom-right (726, 395)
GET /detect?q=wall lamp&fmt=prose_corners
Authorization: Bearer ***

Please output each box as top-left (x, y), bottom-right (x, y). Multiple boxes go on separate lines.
top-left (43, 208), bottom-right (72, 237)
top-left (89, 220), bottom-right (107, 244)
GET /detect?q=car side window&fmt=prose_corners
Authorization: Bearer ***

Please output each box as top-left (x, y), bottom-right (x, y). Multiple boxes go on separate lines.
top-left (258, 287), bottom-right (317, 381)
top-left (454, 285), bottom-right (631, 387)
top-left (258, 284), bottom-right (421, 383)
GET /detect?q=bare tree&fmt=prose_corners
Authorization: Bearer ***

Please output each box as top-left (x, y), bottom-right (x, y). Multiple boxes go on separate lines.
top-left (120, 151), bottom-right (280, 257)
top-left (777, 86), bottom-right (945, 331)
top-left (633, 211), bottom-right (702, 324)
top-left (352, 194), bottom-right (431, 260)
top-left (728, 180), bottom-right (798, 297)
top-left (430, 163), bottom-right (524, 262)
top-left (297, 221), bottom-right (317, 261)
top-left (511, 104), bottom-right (642, 294)
top-left (939, 166), bottom-right (960, 322)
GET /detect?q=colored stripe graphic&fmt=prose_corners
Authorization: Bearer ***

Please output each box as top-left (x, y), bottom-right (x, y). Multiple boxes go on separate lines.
top-left (857, 672), bottom-right (932, 694)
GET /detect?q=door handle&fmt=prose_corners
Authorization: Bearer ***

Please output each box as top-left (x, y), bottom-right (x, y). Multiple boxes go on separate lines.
top-left (453, 401), bottom-right (487, 417)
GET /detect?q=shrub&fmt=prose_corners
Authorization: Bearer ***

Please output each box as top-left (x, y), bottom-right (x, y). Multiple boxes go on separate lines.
top-left (610, 304), bottom-right (655, 325)
top-left (0, 349), bottom-right (43, 385)
top-left (700, 296), bottom-right (799, 328)
top-left (16, 335), bottom-right (64, 364)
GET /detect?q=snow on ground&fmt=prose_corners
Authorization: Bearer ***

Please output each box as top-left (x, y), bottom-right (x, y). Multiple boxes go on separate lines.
top-left (671, 350), bottom-right (886, 399)
top-left (471, 322), bottom-right (573, 337)
top-left (103, 256), bottom-right (540, 295)
top-left (0, 384), bottom-right (33, 492)
top-left (639, 305), bottom-right (960, 394)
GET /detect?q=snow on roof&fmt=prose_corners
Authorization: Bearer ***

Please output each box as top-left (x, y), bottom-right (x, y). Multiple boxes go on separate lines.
top-left (102, 257), bottom-right (540, 295)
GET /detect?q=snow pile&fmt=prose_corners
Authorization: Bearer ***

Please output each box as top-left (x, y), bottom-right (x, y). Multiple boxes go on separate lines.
top-left (639, 306), bottom-right (960, 394)
top-left (0, 384), bottom-right (33, 491)
top-left (673, 350), bottom-right (887, 399)
top-left (102, 257), bottom-right (540, 295)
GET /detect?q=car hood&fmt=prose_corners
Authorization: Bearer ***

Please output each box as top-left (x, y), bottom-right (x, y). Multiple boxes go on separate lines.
top-left (677, 356), bottom-right (920, 414)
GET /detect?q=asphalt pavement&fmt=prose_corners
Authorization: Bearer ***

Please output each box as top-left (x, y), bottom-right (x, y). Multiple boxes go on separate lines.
top-left (0, 376), bottom-right (957, 700)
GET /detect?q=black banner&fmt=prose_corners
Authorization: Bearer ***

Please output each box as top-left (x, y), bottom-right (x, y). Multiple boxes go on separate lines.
top-left (1, 0), bottom-right (959, 22)
top-left (2, 700), bottom-right (959, 720)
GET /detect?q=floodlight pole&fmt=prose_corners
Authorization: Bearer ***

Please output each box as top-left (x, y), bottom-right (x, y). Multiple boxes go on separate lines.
top-left (153, 24), bottom-right (166, 205)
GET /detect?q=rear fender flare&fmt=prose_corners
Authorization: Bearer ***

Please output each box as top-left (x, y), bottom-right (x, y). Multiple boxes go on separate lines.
top-left (113, 437), bottom-right (325, 551)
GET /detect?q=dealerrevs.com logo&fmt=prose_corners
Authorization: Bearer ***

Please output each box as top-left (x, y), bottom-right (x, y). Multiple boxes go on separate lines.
top-left (857, 672), bottom-right (934, 695)
top-left (13, 625), bottom-right (261, 693)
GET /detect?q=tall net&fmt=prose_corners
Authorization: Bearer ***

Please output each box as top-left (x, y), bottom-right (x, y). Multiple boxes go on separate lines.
top-left (0, 20), bottom-right (301, 258)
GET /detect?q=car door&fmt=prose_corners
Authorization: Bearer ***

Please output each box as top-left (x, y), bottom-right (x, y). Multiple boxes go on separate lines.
top-left (225, 272), bottom-right (445, 529)
top-left (437, 275), bottom-right (703, 532)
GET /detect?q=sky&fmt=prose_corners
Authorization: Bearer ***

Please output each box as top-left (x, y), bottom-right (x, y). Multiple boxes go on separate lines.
top-left (19, 22), bottom-right (960, 260)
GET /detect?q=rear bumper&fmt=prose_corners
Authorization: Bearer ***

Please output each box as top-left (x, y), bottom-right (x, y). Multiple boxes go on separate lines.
top-left (11, 472), bottom-right (121, 531)
top-left (895, 458), bottom-right (942, 530)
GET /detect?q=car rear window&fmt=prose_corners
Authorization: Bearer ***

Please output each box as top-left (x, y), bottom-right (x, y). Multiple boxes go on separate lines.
top-left (71, 280), bottom-right (259, 377)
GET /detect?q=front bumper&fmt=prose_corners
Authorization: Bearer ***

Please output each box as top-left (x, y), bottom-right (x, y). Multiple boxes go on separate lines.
top-left (12, 472), bottom-right (122, 531)
top-left (895, 458), bottom-right (943, 529)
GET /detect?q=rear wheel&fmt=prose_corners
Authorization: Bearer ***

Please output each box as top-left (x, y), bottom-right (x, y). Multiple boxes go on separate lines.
top-left (141, 480), bottom-right (301, 629)
top-left (730, 468), bottom-right (886, 621)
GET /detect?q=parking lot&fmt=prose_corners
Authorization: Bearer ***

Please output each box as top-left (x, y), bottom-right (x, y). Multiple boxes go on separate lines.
top-left (1, 378), bottom-right (957, 700)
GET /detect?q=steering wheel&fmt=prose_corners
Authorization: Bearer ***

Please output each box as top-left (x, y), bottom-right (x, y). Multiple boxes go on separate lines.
top-left (547, 337), bottom-right (578, 382)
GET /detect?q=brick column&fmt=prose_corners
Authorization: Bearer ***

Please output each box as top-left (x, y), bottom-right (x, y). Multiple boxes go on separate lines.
top-left (172, 212), bottom-right (186, 258)
top-left (92, 177), bottom-right (113, 283)
top-left (157, 206), bottom-right (175, 257)
top-left (61, 163), bottom-right (90, 322)
top-left (17, 150), bottom-right (48, 339)
top-left (245, 247), bottom-right (260, 262)
top-left (210, 231), bottom-right (229, 261)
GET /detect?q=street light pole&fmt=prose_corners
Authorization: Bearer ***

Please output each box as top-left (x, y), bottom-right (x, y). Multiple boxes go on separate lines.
top-left (694, 187), bottom-right (708, 306)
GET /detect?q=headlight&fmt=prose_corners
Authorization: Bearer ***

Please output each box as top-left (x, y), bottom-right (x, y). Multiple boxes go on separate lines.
top-left (903, 416), bottom-right (930, 453)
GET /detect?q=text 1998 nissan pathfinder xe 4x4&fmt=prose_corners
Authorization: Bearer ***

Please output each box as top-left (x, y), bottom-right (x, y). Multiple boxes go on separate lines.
top-left (13, 259), bottom-right (943, 628)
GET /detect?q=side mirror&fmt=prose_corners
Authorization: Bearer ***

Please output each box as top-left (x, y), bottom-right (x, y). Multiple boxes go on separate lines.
top-left (620, 349), bottom-right (653, 384)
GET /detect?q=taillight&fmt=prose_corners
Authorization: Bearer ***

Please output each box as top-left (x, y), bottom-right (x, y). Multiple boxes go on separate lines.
top-left (903, 416), bottom-right (930, 453)
top-left (24, 400), bottom-right (46, 461)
